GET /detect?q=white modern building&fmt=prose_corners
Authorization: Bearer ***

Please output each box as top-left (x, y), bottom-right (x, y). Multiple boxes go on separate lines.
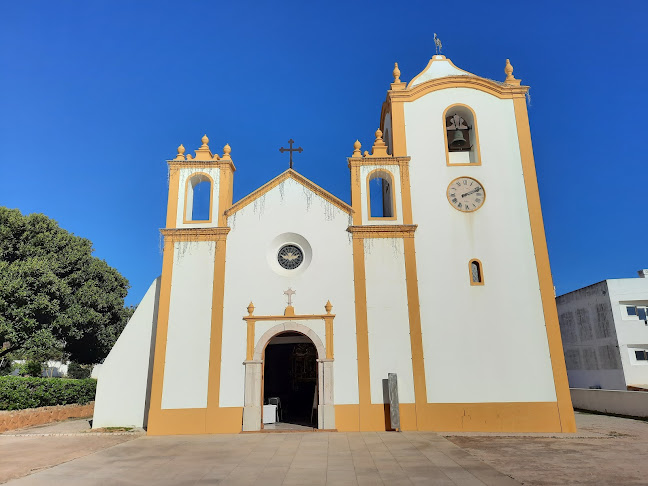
top-left (92, 52), bottom-right (576, 435)
top-left (557, 270), bottom-right (648, 390)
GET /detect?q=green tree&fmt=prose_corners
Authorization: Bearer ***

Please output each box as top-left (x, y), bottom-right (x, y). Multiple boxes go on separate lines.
top-left (0, 207), bottom-right (132, 364)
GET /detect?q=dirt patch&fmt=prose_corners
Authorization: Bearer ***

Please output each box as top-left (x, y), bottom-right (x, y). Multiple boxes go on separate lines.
top-left (446, 412), bottom-right (648, 485)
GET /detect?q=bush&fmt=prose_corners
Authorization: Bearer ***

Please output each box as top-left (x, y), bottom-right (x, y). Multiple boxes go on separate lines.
top-left (0, 376), bottom-right (96, 410)
top-left (67, 362), bottom-right (91, 379)
top-left (23, 361), bottom-right (43, 377)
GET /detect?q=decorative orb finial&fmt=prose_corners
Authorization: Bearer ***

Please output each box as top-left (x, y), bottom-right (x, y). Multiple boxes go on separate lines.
top-left (505, 59), bottom-right (514, 81)
top-left (375, 129), bottom-right (383, 140)
top-left (325, 300), bottom-right (333, 314)
top-left (178, 144), bottom-right (185, 155)
top-left (201, 134), bottom-right (209, 146)
top-left (223, 143), bottom-right (231, 155)
top-left (352, 139), bottom-right (361, 157)
top-left (393, 62), bottom-right (401, 83)
top-left (247, 302), bottom-right (255, 316)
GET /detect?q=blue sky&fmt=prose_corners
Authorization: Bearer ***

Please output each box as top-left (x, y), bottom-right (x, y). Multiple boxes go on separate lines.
top-left (1, 1), bottom-right (646, 305)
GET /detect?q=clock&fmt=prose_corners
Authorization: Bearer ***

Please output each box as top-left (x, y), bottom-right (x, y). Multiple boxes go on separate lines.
top-left (446, 177), bottom-right (485, 212)
top-left (277, 244), bottom-right (304, 270)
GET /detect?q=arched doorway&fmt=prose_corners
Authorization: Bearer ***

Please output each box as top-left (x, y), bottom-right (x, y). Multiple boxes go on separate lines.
top-left (242, 322), bottom-right (334, 432)
top-left (263, 332), bottom-right (318, 428)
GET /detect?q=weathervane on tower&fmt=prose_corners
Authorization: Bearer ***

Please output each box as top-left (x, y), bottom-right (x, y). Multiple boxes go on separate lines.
top-left (434, 33), bottom-right (443, 55)
top-left (279, 139), bottom-right (303, 169)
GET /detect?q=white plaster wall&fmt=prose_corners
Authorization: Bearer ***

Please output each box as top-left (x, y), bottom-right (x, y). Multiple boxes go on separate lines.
top-left (410, 56), bottom-right (471, 87)
top-left (359, 164), bottom-right (403, 225)
top-left (221, 177), bottom-right (358, 407)
top-left (161, 242), bottom-right (215, 409)
top-left (607, 278), bottom-right (648, 386)
top-left (404, 87), bottom-right (557, 403)
top-left (175, 167), bottom-right (221, 228)
top-left (364, 238), bottom-right (415, 404)
top-left (93, 278), bottom-right (160, 428)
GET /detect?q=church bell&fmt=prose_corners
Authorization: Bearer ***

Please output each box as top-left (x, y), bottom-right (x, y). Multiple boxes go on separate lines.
top-left (450, 130), bottom-right (467, 148)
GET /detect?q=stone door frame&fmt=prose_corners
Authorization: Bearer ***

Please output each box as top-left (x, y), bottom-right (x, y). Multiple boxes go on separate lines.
top-left (242, 322), bottom-right (335, 431)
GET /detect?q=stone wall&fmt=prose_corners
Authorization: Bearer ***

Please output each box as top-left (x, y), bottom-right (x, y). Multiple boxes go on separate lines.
top-left (0, 402), bottom-right (94, 433)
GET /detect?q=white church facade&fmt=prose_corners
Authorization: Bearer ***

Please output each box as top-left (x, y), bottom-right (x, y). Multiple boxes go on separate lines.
top-left (93, 54), bottom-right (576, 434)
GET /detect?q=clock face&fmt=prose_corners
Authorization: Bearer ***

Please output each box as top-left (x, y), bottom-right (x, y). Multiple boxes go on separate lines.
top-left (447, 177), bottom-right (485, 212)
top-left (277, 244), bottom-right (304, 270)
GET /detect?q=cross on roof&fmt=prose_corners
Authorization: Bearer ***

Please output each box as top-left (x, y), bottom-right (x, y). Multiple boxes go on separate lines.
top-left (284, 288), bottom-right (296, 306)
top-left (279, 139), bottom-right (303, 169)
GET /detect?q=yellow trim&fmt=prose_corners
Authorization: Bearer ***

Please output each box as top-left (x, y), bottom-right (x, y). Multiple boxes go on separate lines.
top-left (206, 238), bottom-right (228, 416)
top-left (513, 97), bottom-right (576, 433)
top-left (469, 258), bottom-right (485, 286)
top-left (399, 162), bottom-right (413, 225)
top-left (242, 312), bottom-right (335, 322)
top-left (393, 76), bottom-right (528, 102)
top-left (246, 320), bottom-right (255, 361)
top-left (350, 165), bottom-right (362, 226)
top-left (182, 172), bottom-right (214, 224)
top-left (366, 168), bottom-right (397, 221)
top-left (351, 238), bottom-right (371, 426)
top-left (243, 306), bottom-right (336, 361)
top-left (165, 168), bottom-right (181, 229)
top-left (160, 227), bottom-right (230, 242)
top-left (146, 238), bottom-right (175, 435)
top-left (225, 169), bottom-right (352, 217)
top-left (347, 224), bottom-right (416, 239)
top-left (334, 403), bottom-right (418, 432)
top-left (407, 55), bottom-right (476, 89)
top-left (403, 237), bottom-right (425, 429)
top-left (168, 159), bottom-right (236, 171)
top-left (443, 104), bottom-right (482, 166)
top-left (147, 407), bottom-right (244, 435)
top-left (218, 162), bottom-right (234, 226)
top-left (416, 402), bottom-right (563, 432)
top-left (390, 101), bottom-right (408, 157)
top-left (446, 176), bottom-right (486, 213)
top-left (325, 317), bottom-right (334, 359)
top-left (348, 156), bottom-right (410, 168)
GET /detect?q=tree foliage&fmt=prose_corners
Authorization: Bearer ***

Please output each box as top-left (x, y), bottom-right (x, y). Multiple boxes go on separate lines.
top-left (0, 207), bottom-right (132, 364)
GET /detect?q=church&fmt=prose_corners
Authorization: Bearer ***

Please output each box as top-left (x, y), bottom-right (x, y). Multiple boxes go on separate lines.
top-left (92, 53), bottom-right (576, 434)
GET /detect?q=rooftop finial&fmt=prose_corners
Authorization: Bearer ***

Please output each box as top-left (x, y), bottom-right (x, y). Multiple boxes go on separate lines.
top-left (201, 134), bottom-right (209, 147)
top-left (222, 143), bottom-right (232, 159)
top-left (505, 59), bottom-right (514, 80)
top-left (504, 59), bottom-right (521, 85)
top-left (393, 62), bottom-right (401, 83)
top-left (375, 128), bottom-right (383, 141)
top-left (174, 143), bottom-right (186, 160)
top-left (434, 33), bottom-right (443, 55)
top-left (352, 139), bottom-right (361, 157)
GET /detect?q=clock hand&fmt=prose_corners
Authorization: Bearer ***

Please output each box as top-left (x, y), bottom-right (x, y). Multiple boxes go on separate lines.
top-left (461, 187), bottom-right (481, 198)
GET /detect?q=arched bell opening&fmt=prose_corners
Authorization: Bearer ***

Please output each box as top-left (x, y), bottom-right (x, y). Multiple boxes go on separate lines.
top-left (262, 331), bottom-right (318, 429)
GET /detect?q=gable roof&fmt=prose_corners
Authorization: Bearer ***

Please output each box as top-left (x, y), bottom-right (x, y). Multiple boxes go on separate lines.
top-left (408, 55), bottom-right (475, 88)
top-left (223, 169), bottom-right (352, 217)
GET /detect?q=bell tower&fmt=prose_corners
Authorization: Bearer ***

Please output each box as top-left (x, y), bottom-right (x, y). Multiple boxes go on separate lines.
top-left (165, 135), bottom-right (235, 229)
top-left (147, 135), bottom-right (241, 435)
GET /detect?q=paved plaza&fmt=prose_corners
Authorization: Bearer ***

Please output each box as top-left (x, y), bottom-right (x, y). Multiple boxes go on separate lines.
top-left (2, 412), bottom-right (648, 485)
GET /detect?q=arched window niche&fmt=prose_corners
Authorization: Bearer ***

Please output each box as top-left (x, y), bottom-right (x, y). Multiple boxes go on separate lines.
top-left (469, 259), bottom-right (484, 286)
top-left (367, 169), bottom-right (396, 220)
top-left (444, 104), bottom-right (481, 166)
top-left (184, 172), bottom-right (213, 223)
